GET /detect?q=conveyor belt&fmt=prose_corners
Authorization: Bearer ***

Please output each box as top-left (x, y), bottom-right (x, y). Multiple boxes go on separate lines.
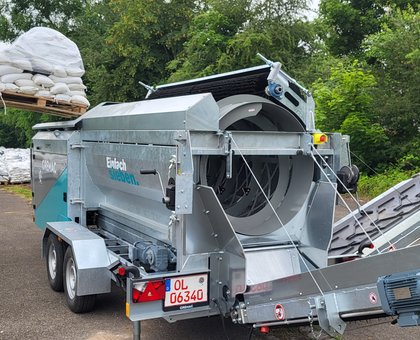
top-left (149, 65), bottom-right (271, 101)
top-left (329, 174), bottom-right (420, 257)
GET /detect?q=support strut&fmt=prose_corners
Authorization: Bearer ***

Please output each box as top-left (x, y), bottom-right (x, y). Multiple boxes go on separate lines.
top-left (133, 321), bottom-right (141, 340)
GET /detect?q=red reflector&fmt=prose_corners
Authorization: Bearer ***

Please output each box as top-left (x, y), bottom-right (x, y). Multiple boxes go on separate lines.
top-left (118, 267), bottom-right (126, 276)
top-left (132, 280), bottom-right (165, 303)
top-left (369, 243), bottom-right (375, 249)
top-left (132, 287), bottom-right (141, 302)
top-left (260, 326), bottom-right (270, 334)
top-left (320, 134), bottom-right (327, 142)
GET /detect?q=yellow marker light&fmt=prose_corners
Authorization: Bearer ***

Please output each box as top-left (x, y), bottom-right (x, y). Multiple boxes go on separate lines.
top-left (126, 302), bottom-right (130, 317)
top-left (313, 133), bottom-right (328, 145)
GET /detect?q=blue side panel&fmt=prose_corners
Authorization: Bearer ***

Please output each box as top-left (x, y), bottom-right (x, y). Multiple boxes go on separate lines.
top-left (35, 168), bottom-right (71, 229)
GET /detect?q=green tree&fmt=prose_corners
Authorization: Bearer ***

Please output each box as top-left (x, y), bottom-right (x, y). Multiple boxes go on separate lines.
top-left (312, 61), bottom-right (389, 169)
top-left (252, 0), bottom-right (308, 21)
top-left (167, 7), bottom-right (245, 81)
top-left (363, 6), bottom-right (420, 169)
top-left (0, 109), bottom-right (59, 147)
top-left (0, 0), bottom-right (84, 41)
top-left (319, 0), bottom-right (385, 56)
top-left (168, 0), bottom-right (316, 82)
top-left (104, 0), bottom-right (197, 98)
top-left (68, 0), bottom-right (125, 104)
top-left (319, 0), bottom-right (418, 56)
top-left (312, 61), bottom-right (376, 129)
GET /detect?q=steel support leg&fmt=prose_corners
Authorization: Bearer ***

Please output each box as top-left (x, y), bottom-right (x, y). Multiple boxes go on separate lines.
top-left (133, 321), bottom-right (141, 340)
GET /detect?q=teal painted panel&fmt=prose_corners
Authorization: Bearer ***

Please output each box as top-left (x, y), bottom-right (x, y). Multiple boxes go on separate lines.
top-left (35, 168), bottom-right (71, 229)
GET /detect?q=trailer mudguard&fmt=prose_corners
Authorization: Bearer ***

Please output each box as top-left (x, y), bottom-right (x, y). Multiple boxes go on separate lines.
top-left (42, 221), bottom-right (111, 296)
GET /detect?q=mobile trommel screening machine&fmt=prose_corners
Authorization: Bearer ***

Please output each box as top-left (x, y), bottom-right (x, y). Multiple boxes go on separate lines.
top-left (32, 57), bottom-right (420, 338)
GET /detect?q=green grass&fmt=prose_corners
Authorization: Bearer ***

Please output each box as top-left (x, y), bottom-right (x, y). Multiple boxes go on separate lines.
top-left (1, 184), bottom-right (32, 201)
top-left (358, 168), bottom-right (419, 199)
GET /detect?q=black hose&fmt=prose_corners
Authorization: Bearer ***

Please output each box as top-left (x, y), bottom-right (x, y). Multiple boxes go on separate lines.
top-left (212, 298), bottom-right (230, 340)
top-left (247, 325), bottom-right (254, 340)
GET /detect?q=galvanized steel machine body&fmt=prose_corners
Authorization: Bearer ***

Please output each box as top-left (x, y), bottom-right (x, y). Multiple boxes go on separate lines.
top-left (32, 61), bottom-right (420, 335)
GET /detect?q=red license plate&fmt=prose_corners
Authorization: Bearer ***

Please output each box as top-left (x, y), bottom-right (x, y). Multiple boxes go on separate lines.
top-left (163, 274), bottom-right (208, 311)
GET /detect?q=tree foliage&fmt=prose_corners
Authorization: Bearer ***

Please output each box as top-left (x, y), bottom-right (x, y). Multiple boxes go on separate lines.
top-left (312, 61), bottom-right (389, 168)
top-left (319, 0), bottom-right (385, 56)
top-left (70, 0), bottom-right (139, 104)
top-left (98, 0), bottom-right (198, 100)
top-left (319, 0), bottom-right (418, 56)
top-left (0, 0), bottom-right (84, 41)
top-left (0, 109), bottom-right (58, 148)
top-left (0, 0), bottom-right (418, 174)
top-left (168, 0), bottom-right (314, 81)
top-left (312, 5), bottom-right (419, 170)
top-left (363, 6), bottom-right (420, 167)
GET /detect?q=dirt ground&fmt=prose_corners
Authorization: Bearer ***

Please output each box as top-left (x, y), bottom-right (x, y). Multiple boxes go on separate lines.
top-left (1, 188), bottom-right (419, 340)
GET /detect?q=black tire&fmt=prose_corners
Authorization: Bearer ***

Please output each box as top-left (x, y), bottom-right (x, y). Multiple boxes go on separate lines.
top-left (46, 233), bottom-right (64, 292)
top-left (63, 246), bottom-right (96, 313)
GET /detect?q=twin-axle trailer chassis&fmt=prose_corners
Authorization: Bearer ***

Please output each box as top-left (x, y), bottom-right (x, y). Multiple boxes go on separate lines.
top-left (32, 61), bottom-right (420, 339)
top-left (41, 220), bottom-right (420, 336)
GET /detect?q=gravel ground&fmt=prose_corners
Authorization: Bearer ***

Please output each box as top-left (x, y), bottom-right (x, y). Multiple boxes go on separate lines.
top-left (1, 188), bottom-right (419, 340)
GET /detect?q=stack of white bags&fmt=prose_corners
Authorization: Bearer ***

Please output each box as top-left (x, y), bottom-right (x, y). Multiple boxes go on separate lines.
top-left (0, 147), bottom-right (31, 184)
top-left (0, 27), bottom-right (89, 107)
top-left (0, 148), bottom-right (8, 183)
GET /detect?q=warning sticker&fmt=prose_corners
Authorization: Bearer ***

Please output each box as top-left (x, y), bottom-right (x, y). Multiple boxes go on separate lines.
top-left (274, 303), bottom-right (285, 321)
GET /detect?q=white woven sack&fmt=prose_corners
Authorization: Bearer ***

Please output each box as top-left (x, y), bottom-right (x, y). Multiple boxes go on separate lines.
top-left (0, 43), bottom-right (11, 64)
top-left (68, 90), bottom-right (86, 97)
top-left (33, 60), bottom-right (53, 74)
top-left (35, 90), bottom-right (54, 98)
top-left (3, 148), bottom-right (31, 184)
top-left (0, 65), bottom-right (23, 76)
top-left (0, 52), bottom-right (10, 64)
top-left (66, 67), bottom-right (84, 77)
top-left (32, 74), bottom-right (55, 88)
top-left (19, 86), bottom-right (38, 95)
top-left (71, 95), bottom-right (90, 107)
top-left (49, 75), bottom-right (83, 85)
top-left (9, 27), bottom-right (84, 75)
top-left (11, 59), bottom-right (32, 71)
top-left (68, 83), bottom-right (87, 91)
top-left (54, 94), bottom-right (71, 103)
top-left (1, 73), bottom-right (32, 83)
top-left (2, 83), bottom-right (19, 92)
top-left (53, 65), bottom-right (67, 77)
top-left (50, 83), bottom-right (70, 95)
top-left (15, 79), bottom-right (36, 87)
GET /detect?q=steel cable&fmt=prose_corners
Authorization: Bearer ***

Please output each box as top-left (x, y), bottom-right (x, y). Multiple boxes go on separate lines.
top-left (230, 136), bottom-right (327, 297)
top-left (311, 145), bottom-right (394, 251)
top-left (310, 152), bottom-right (381, 254)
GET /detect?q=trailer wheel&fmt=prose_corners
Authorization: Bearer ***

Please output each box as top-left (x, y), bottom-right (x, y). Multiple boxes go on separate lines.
top-left (46, 234), bottom-right (64, 292)
top-left (63, 247), bottom-right (96, 313)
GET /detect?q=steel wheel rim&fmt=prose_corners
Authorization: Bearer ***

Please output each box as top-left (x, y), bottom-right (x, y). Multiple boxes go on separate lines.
top-left (66, 257), bottom-right (76, 299)
top-left (48, 243), bottom-right (57, 280)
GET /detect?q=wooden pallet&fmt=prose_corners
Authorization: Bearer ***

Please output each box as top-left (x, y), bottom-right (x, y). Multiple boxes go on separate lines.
top-left (0, 91), bottom-right (87, 118)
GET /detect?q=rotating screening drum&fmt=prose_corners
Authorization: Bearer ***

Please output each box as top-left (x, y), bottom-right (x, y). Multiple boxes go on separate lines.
top-left (200, 95), bottom-right (314, 236)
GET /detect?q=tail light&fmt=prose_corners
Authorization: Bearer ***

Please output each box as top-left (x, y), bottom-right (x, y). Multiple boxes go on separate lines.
top-left (132, 280), bottom-right (165, 303)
